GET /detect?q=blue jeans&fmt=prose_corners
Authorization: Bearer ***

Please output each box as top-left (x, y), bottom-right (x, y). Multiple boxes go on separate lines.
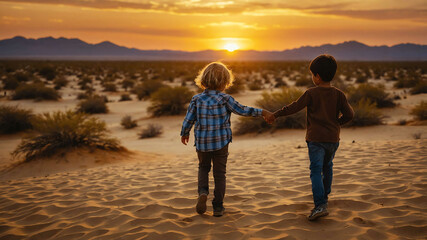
top-left (307, 141), bottom-right (339, 208)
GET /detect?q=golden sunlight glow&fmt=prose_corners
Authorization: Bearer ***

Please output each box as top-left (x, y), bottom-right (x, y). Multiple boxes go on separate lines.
top-left (223, 43), bottom-right (239, 52)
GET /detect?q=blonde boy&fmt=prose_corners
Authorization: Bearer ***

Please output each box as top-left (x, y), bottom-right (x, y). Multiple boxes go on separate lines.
top-left (180, 62), bottom-right (273, 217)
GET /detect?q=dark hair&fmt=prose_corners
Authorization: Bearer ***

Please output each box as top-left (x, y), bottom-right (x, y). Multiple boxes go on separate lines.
top-left (309, 54), bottom-right (337, 82)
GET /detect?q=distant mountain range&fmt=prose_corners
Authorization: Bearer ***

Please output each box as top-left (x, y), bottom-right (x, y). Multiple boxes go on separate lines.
top-left (0, 36), bottom-right (426, 61)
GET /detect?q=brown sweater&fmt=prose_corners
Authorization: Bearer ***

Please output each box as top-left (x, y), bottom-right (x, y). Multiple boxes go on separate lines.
top-left (273, 86), bottom-right (354, 143)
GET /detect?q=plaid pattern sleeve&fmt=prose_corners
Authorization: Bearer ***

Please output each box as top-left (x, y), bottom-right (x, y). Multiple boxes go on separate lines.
top-left (180, 90), bottom-right (263, 152)
top-left (180, 97), bottom-right (197, 137)
top-left (225, 95), bottom-right (263, 117)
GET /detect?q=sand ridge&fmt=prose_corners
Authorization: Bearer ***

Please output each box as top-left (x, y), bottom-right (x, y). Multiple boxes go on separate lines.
top-left (0, 139), bottom-right (426, 239)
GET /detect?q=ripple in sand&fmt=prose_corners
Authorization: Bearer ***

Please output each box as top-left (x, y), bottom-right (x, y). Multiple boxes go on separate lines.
top-left (28, 229), bottom-right (61, 240)
top-left (352, 217), bottom-right (376, 227)
top-left (391, 225), bottom-right (427, 238)
top-left (331, 199), bottom-right (373, 211)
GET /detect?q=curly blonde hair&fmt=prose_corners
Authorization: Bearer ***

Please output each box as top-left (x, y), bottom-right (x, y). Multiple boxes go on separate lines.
top-left (194, 62), bottom-right (234, 91)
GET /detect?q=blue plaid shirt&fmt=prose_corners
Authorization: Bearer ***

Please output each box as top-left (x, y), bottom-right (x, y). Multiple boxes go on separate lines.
top-left (180, 90), bottom-right (263, 152)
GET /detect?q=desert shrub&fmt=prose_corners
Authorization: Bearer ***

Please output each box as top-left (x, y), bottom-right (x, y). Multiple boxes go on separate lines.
top-left (2, 78), bottom-right (19, 90)
top-left (295, 76), bottom-right (314, 87)
top-left (248, 80), bottom-right (263, 90)
top-left (12, 83), bottom-right (60, 100)
top-left (77, 92), bottom-right (90, 100)
top-left (345, 99), bottom-right (384, 127)
top-left (79, 76), bottom-right (92, 86)
top-left (0, 105), bottom-right (33, 134)
top-left (53, 77), bottom-right (68, 90)
top-left (78, 76), bottom-right (92, 90)
top-left (410, 80), bottom-right (427, 95)
top-left (234, 87), bottom-right (306, 135)
top-left (355, 75), bottom-right (368, 83)
top-left (38, 66), bottom-right (56, 81)
top-left (225, 78), bottom-right (245, 94)
top-left (132, 80), bottom-right (165, 100)
top-left (394, 77), bottom-right (420, 88)
top-left (121, 115), bottom-right (138, 129)
top-left (138, 124), bottom-right (163, 138)
top-left (274, 77), bottom-right (287, 88)
top-left (14, 72), bottom-right (30, 82)
top-left (148, 86), bottom-right (193, 116)
top-left (347, 83), bottom-right (395, 108)
top-left (119, 93), bottom-right (132, 101)
top-left (103, 83), bottom-right (117, 92)
top-left (77, 96), bottom-right (109, 114)
top-left (12, 110), bottom-right (122, 161)
top-left (121, 79), bottom-right (135, 91)
top-left (410, 101), bottom-right (427, 120)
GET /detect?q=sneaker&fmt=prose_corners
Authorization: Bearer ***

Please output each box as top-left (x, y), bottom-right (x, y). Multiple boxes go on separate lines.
top-left (213, 206), bottom-right (225, 217)
top-left (308, 205), bottom-right (329, 221)
top-left (196, 193), bottom-right (207, 214)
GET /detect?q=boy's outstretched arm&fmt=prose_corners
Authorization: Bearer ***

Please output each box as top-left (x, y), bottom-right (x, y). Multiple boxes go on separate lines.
top-left (225, 95), bottom-right (263, 117)
top-left (273, 91), bottom-right (309, 118)
top-left (180, 98), bottom-right (197, 145)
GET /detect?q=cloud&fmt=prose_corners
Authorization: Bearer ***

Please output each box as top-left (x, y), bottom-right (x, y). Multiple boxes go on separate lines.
top-left (49, 18), bottom-right (63, 23)
top-left (311, 9), bottom-right (427, 20)
top-left (0, 0), bottom-right (426, 22)
top-left (199, 21), bottom-right (265, 30)
top-left (2, 16), bottom-right (31, 24)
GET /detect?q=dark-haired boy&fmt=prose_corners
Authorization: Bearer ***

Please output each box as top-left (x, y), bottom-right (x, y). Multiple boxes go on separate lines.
top-left (266, 54), bottom-right (354, 221)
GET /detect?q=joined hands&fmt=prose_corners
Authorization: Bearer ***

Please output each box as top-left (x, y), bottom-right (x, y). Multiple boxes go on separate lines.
top-left (262, 110), bottom-right (276, 124)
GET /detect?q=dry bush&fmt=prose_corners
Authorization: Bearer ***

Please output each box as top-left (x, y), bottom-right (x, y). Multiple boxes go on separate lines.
top-left (12, 110), bottom-right (122, 161)
top-left (234, 87), bottom-right (306, 135)
top-left (345, 99), bottom-right (384, 127)
top-left (148, 86), bottom-right (193, 116)
top-left (347, 83), bottom-right (395, 108)
top-left (53, 77), bottom-right (68, 90)
top-left (225, 78), bottom-right (245, 94)
top-left (121, 115), bottom-right (138, 129)
top-left (12, 83), bottom-right (60, 101)
top-left (103, 83), bottom-right (117, 92)
top-left (410, 80), bottom-right (427, 95)
top-left (295, 75), bottom-right (314, 87)
top-left (274, 77), bottom-right (287, 88)
top-left (2, 78), bottom-right (19, 90)
top-left (0, 105), bottom-right (33, 134)
top-left (410, 101), bottom-right (427, 121)
top-left (121, 79), bottom-right (135, 91)
top-left (132, 80), bottom-right (165, 100)
top-left (38, 65), bottom-right (56, 81)
top-left (394, 77), bottom-right (420, 88)
top-left (139, 124), bottom-right (163, 139)
top-left (248, 80), bottom-right (263, 90)
top-left (119, 93), bottom-right (132, 101)
top-left (77, 96), bottom-right (109, 114)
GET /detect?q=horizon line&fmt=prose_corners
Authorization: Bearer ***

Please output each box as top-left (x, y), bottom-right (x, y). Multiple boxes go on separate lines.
top-left (3, 35), bottom-right (427, 52)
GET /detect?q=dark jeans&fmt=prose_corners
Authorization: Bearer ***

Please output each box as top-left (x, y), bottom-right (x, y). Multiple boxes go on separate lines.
top-left (197, 144), bottom-right (229, 207)
top-left (307, 141), bottom-right (339, 208)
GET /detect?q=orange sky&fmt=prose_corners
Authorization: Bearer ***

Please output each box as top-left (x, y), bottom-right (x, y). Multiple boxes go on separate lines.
top-left (0, 0), bottom-right (426, 51)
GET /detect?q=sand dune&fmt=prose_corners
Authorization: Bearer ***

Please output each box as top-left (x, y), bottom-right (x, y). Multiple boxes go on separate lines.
top-left (0, 139), bottom-right (426, 239)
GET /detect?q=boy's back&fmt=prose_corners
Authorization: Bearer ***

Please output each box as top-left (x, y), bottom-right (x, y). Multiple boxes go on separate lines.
top-left (274, 86), bottom-right (353, 143)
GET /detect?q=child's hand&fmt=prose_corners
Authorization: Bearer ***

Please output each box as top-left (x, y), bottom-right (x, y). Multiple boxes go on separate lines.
top-left (262, 110), bottom-right (275, 124)
top-left (181, 136), bottom-right (189, 145)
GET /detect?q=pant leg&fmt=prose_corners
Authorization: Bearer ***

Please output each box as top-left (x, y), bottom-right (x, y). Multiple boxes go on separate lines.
top-left (307, 141), bottom-right (327, 208)
top-left (197, 150), bottom-right (212, 195)
top-left (211, 144), bottom-right (229, 206)
top-left (322, 142), bottom-right (339, 203)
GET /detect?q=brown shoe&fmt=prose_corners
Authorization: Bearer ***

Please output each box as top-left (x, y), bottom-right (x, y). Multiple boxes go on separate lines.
top-left (196, 193), bottom-right (207, 214)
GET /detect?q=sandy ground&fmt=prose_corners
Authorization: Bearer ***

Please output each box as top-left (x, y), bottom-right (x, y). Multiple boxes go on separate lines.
top-left (0, 84), bottom-right (426, 239)
top-left (0, 140), bottom-right (426, 239)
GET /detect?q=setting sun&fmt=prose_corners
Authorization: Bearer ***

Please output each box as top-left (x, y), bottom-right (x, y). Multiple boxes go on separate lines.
top-left (224, 43), bottom-right (239, 52)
